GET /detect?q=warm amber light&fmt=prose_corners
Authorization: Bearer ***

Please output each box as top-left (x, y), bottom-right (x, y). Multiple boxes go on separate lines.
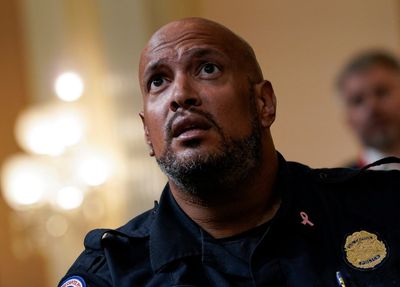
top-left (15, 103), bottom-right (85, 156)
top-left (55, 186), bottom-right (84, 210)
top-left (54, 72), bottom-right (84, 102)
top-left (1, 155), bottom-right (57, 210)
top-left (73, 149), bottom-right (113, 187)
top-left (46, 215), bottom-right (68, 237)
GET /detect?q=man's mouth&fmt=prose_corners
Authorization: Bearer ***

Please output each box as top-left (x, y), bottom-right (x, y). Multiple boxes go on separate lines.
top-left (171, 116), bottom-right (212, 139)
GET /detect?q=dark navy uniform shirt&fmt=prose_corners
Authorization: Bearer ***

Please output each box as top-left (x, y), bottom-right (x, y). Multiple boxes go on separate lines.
top-left (59, 155), bottom-right (400, 287)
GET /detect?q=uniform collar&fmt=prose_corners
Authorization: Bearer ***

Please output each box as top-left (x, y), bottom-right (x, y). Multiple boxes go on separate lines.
top-left (266, 152), bottom-right (294, 227)
top-left (149, 185), bottom-right (203, 272)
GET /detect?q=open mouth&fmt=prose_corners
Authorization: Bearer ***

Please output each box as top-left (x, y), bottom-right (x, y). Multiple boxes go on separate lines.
top-left (171, 115), bottom-right (212, 138)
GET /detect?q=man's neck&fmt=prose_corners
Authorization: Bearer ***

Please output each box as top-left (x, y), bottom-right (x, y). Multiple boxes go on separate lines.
top-left (169, 150), bottom-right (280, 239)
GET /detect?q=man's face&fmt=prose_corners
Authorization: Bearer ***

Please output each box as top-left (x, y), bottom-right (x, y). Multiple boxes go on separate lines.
top-left (139, 20), bottom-right (264, 192)
top-left (341, 65), bottom-right (400, 151)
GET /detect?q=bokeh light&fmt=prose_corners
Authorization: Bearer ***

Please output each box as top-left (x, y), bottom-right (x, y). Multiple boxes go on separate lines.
top-left (46, 215), bottom-right (68, 237)
top-left (1, 155), bottom-right (57, 210)
top-left (74, 149), bottom-right (113, 186)
top-left (15, 103), bottom-right (85, 156)
top-left (55, 186), bottom-right (84, 210)
top-left (54, 72), bottom-right (84, 102)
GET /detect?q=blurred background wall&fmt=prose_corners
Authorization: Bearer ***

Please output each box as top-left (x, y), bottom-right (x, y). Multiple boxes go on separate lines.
top-left (0, 0), bottom-right (399, 286)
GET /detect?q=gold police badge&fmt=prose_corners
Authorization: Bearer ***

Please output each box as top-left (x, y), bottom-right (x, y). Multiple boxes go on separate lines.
top-left (344, 230), bottom-right (387, 270)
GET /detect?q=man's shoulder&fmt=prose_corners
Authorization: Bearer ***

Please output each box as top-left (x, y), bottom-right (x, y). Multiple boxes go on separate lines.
top-left (286, 159), bottom-right (400, 190)
top-left (59, 208), bottom-right (157, 286)
top-left (285, 160), bottom-right (400, 220)
top-left (286, 160), bottom-right (360, 182)
top-left (84, 207), bottom-right (156, 251)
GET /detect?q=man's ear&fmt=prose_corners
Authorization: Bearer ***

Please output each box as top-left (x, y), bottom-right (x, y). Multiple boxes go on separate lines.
top-left (254, 80), bottom-right (277, 128)
top-left (139, 111), bottom-right (155, 157)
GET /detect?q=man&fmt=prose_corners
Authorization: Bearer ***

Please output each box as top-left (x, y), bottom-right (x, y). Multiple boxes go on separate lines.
top-left (337, 51), bottom-right (400, 169)
top-left (59, 18), bottom-right (400, 287)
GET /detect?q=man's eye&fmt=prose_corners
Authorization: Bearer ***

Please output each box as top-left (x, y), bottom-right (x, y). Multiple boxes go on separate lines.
top-left (199, 63), bottom-right (221, 76)
top-left (348, 94), bottom-right (364, 107)
top-left (149, 76), bottom-right (165, 91)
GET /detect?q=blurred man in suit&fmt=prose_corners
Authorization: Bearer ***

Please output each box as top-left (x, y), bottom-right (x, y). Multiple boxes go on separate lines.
top-left (337, 51), bottom-right (400, 169)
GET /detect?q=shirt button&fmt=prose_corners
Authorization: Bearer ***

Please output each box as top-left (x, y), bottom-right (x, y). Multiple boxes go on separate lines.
top-left (319, 172), bottom-right (328, 180)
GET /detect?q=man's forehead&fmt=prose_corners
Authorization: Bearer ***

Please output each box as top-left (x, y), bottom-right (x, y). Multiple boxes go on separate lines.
top-left (138, 18), bottom-right (264, 86)
top-left (140, 19), bottom-right (239, 69)
top-left (346, 66), bottom-right (400, 85)
top-left (147, 18), bottom-right (232, 51)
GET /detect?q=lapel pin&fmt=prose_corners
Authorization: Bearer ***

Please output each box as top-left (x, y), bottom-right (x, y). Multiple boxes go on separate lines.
top-left (300, 211), bottom-right (314, 226)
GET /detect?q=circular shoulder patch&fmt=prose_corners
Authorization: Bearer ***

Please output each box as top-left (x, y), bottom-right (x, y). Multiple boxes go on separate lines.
top-left (60, 276), bottom-right (86, 287)
top-left (344, 230), bottom-right (387, 270)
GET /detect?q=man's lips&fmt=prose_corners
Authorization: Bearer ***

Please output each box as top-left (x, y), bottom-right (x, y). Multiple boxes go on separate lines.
top-left (171, 115), bottom-right (212, 138)
top-left (366, 116), bottom-right (390, 129)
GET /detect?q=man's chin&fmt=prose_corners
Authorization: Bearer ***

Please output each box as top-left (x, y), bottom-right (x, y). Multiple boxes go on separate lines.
top-left (363, 131), bottom-right (396, 150)
top-left (169, 144), bottom-right (223, 161)
top-left (156, 148), bottom-right (226, 194)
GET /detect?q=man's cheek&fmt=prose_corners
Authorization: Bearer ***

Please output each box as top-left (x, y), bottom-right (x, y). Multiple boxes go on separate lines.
top-left (147, 126), bottom-right (164, 151)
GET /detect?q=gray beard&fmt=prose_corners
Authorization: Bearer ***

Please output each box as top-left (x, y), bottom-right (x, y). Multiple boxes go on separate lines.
top-left (156, 106), bottom-right (262, 199)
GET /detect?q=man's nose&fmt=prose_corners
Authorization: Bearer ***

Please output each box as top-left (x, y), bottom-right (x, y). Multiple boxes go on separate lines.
top-left (169, 74), bottom-right (201, 112)
top-left (364, 92), bottom-right (380, 114)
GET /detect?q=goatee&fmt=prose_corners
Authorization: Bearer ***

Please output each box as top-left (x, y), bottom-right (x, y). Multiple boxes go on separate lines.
top-left (156, 103), bottom-right (262, 199)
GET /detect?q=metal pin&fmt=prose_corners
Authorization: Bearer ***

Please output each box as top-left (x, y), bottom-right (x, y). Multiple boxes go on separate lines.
top-left (336, 271), bottom-right (347, 287)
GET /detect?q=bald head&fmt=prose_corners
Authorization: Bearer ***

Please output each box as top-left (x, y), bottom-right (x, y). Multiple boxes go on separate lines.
top-left (139, 17), bottom-right (263, 92)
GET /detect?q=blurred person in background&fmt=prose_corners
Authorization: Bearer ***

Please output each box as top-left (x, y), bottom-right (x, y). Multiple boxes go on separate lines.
top-left (336, 51), bottom-right (400, 169)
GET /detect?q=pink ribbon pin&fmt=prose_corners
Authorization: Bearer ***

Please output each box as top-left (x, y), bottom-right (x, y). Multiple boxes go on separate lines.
top-left (300, 211), bottom-right (314, 226)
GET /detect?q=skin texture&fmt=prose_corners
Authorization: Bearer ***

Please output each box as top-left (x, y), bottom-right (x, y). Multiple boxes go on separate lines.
top-left (139, 18), bottom-right (279, 238)
top-left (340, 65), bottom-right (400, 156)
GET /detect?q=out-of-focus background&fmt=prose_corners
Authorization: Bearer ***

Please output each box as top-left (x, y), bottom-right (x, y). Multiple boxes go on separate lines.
top-left (1, 0), bottom-right (399, 285)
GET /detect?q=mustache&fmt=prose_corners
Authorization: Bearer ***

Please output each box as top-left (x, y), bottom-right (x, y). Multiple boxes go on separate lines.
top-left (165, 108), bottom-right (223, 140)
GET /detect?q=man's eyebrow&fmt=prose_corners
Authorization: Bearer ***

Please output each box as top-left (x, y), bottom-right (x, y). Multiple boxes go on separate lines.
top-left (143, 58), bottom-right (169, 80)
